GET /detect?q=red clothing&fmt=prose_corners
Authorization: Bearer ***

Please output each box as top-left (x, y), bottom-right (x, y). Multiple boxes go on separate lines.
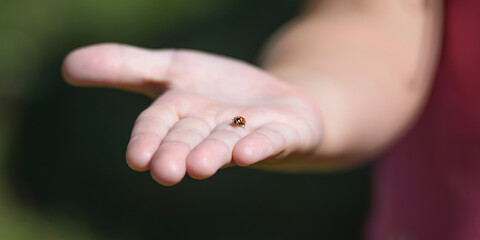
top-left (368, 1), bottom-right (480, 239)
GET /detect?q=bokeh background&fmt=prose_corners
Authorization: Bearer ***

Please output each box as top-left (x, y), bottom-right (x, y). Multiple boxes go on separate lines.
top-left (0, 0), bottom-right (372, 239)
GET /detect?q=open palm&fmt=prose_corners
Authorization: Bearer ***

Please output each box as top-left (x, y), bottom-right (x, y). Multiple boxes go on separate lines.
top-left (63, 43), bottom-right (322, 186)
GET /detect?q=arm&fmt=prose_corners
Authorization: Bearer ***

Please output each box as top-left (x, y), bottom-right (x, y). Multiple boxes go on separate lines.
top-left (255, 0), bottom-right (443, 170)
top-left (62, 0), bottom-right (443, 185)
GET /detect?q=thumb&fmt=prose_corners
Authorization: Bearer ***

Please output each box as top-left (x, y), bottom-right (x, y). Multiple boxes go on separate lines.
top-left (62, 43), bottom-right (175, 97)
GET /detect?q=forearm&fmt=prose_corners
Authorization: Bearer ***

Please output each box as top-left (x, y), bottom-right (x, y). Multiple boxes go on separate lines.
top-left (261, 1), bottom-right (442, 168)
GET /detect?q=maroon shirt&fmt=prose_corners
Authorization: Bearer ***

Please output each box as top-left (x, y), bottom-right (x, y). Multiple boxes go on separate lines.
top-left (368, 1), bottom-right (480, 239)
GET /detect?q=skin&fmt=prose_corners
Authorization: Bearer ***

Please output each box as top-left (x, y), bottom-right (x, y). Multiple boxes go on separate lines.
top-left (62, 0), bottom-right (442, 186)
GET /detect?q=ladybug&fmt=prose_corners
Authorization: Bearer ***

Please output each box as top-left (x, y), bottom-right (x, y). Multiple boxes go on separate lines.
top-left (232, 116), bottom-right (246, 128)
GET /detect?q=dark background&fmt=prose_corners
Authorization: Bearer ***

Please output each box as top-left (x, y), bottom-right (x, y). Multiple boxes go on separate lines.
top-left (0, 0), bottom-right (372, 239)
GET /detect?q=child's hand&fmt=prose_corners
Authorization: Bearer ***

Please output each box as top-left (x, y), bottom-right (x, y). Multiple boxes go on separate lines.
top-left (63, 43), bottom-right (322, 186)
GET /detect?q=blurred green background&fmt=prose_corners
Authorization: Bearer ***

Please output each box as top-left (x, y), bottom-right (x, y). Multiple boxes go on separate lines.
top-left (0, 0), bottom-right (372, 239)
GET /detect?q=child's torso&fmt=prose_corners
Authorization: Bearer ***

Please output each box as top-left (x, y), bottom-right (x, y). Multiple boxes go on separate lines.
top-left (368, 0), bottom-right (480, 239)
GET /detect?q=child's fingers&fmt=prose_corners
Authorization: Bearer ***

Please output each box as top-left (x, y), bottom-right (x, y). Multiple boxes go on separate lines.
top-left (149, 142), bottom-right (188, 186)
top-left (62, 43), bottom-right (265, 97)
top-left (233, 123), bottom-right (301, 166)
top-left (126, 133), bottom-right (163, 172)
top-left (62, 43), bottom-right (175, 96)
top-left (186, 123), bottom-right (247, 179)
top-left (150, 117), bottom-right (212, 185)
top-left (126, 105), bottom-right (177, 171)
